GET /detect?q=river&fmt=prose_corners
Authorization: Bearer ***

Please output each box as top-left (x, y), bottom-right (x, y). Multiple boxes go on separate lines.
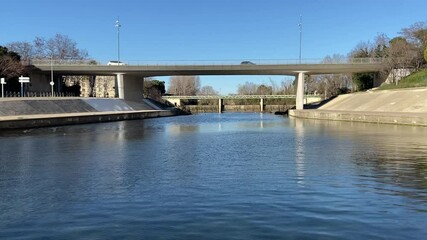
top-left (0, 113), bottom-right (426, 239)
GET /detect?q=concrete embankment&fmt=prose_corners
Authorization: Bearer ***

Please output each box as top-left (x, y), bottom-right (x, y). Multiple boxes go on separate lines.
top-left (289, 88), bottom-right (427, 126)
top-left (0, 98), bottom-right (177, 129)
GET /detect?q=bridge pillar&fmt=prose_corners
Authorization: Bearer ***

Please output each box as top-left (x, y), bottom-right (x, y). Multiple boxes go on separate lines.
top-left (116, 74), bottom-right (124, 99)
top-left (295, 71), bottom-right (307, 110)
top-left (260, 98), bottom-right (264, 112)
top-left (28, 72), bottom-right (50, 92)
top-left (218, 98), bottom-right (223, 113)
top-left (116, 74), bottom-right (144, 101)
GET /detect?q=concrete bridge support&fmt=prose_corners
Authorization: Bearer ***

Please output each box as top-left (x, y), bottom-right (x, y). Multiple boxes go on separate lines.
top-left (218, 98), bottom-right (223, 113)
top-left (116, 74), bottom-right (144, 102)
top-left (295, 71), bottom-right (307, 110)
top-left (260, 98), bottom-right (265, 112)
top-left (29, 72), bottom-right (52, 92)
top-left (116, 74), bottom-right (124, 99)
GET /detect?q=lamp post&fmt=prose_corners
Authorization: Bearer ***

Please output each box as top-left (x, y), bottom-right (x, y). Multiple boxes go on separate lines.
top-left (1, 78), bottom-right (5, 98)
top-left (115, 17), bottom-right (121, 63)
top-left (298, 15), bottom-right (302, 64)
top-left (50, 56), bottom-right (55, 97)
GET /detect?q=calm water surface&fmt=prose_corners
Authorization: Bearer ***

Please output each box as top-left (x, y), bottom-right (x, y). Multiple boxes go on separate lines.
top-left (0, 113), bottom-right (426, 239)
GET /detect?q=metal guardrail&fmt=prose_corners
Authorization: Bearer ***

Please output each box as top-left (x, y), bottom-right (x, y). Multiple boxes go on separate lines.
top-left (162, 95), bottom-right (321, 100)
top-left (0, 91), bottom-right (77, 98)
top-left (27, 58), bottom-right (386, 66)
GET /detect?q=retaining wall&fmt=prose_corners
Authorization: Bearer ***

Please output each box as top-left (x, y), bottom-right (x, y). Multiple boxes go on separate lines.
top-left (0, 98), bottom-right (176, 129)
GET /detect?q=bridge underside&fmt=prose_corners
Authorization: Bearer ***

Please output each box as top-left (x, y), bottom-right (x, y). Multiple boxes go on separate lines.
top-left (31, 63), bottom-right (383, 77)
top-left (29, 63), bottom-right (383, 109)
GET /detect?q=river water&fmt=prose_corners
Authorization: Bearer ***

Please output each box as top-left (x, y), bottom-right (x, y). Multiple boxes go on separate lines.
top-left (0, 113), bottom-right (426, 239)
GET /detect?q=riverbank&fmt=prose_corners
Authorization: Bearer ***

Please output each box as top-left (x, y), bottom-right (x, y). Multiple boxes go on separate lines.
top-left (0, 98), bottom-right (178, 129)
top-left (289, 88), bottom-right (427, 126)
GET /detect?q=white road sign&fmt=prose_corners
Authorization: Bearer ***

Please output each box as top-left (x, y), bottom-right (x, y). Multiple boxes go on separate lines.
top-left (18, 76), bottom-right (30, 83)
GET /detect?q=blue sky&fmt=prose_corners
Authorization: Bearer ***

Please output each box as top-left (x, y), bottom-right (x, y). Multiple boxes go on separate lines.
top-left (1, 0), bottom-right (426, 94)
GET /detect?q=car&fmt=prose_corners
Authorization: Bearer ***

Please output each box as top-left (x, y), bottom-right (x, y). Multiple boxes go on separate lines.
top-left (107, 60), bottom-right (126, 66)
top-left (241, 61), bottom-right (256, 65)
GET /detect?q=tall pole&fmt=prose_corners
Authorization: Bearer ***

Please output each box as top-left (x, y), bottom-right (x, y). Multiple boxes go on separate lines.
top-left (1, 78), bottom-right (5, 98)
top-left (50, 56), bottom-right (54, 97)
top-left (115, 17), bottom-right (121, 63)
top-left (299, 15), bottom-right (302, 64)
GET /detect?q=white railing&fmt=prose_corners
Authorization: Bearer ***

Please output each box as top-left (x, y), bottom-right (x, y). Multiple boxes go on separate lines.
top-left (1, 91), bottom-right (77, 98)
top-left (162, 94), bottom-right (321, 100)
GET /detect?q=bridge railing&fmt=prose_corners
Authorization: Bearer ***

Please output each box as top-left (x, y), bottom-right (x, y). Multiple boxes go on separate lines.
top-left (162, 94), bottom-right (321, 100)
top-left (28, 58), bottom-right (386, 66)
top-left (1, 91), bottom-right (77, 98)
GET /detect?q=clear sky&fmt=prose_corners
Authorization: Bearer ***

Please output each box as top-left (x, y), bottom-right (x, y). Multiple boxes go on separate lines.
top-left (1, 0), bottom-right (426, 94)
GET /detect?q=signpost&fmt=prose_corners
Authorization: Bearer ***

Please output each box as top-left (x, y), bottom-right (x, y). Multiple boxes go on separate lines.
top-left (1, 78), bottom-right (6, 98)
top-left (18, 76), bottom-right (30, 97)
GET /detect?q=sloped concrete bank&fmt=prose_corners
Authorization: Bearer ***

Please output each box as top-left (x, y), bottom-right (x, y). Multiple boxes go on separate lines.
top-left (289, 110), bottom-right (427, 126)
top-left (0, 98), bottom-right (178, 129)
top-left (289, 88), bottom-right (427, 126)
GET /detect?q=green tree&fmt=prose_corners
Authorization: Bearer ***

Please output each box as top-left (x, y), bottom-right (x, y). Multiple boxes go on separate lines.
top-left (352, 73), bottom-right (375, 91)
top-left (144, 78), bottom-right (166, 100)
top-left (424, 46), bottom-right (427, 63)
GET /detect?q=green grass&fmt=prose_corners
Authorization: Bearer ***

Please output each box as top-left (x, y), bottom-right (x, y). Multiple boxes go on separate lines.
top-left (378, 68), bottom-right (427, 90)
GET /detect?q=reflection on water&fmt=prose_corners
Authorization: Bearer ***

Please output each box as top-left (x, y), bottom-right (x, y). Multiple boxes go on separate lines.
top-left (293, 119), bottom-right (306, 186)
top-left (0, 113), bottom-right (426, 239)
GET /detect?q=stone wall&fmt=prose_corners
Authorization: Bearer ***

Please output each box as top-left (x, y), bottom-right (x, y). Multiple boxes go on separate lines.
top-left (64, 76), bottom-right (116, 98)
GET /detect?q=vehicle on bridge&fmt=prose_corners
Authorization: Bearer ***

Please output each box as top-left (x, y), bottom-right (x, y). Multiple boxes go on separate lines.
top-left (240, 61), bottom-right (256, 65)
top-left (107, 60), bottom-right (126, 66)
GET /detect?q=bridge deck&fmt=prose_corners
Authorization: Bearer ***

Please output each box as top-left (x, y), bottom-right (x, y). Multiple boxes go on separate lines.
top-left (30, 60), bottom-right (384, 77)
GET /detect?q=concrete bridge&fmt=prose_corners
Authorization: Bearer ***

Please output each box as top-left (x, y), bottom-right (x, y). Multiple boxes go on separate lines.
top-left (28, 59), bottom-right (384, 110)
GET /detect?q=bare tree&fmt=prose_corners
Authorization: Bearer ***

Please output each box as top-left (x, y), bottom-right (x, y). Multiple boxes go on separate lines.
top-left (400, 21), bottom-right (427, 48)
top-left (7, 34), bottom-right (88, 60)
top-left (6, 41), bottom-right (33, 61)
top-left (168, 76), bottom-right (200, 96)
top-left (256, 84), bottom-right (273, 95)
top-left (304, 54), bottom-right (351, 97)
top-left (279, 78), bottom-right (295, 95)
top-left (237, 81), bottom-right (258, 95)
top-left (198, 85), bottom-right (219, 96)
top-left (0, 46), bottom-right (24, 79)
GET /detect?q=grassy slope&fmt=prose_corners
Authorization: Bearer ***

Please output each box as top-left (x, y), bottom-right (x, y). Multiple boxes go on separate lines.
top-left (378, 68), bottom-right (427, 90)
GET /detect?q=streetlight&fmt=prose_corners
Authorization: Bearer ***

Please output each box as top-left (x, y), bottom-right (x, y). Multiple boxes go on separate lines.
top-left (50, 56), bottom-right (55, 97)
top-left (115, 17), bottom-right (121, 63)
top-left (1, 78), bottom-right (6, 98)
top-left (298, 15), bottom-right (302, 64)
